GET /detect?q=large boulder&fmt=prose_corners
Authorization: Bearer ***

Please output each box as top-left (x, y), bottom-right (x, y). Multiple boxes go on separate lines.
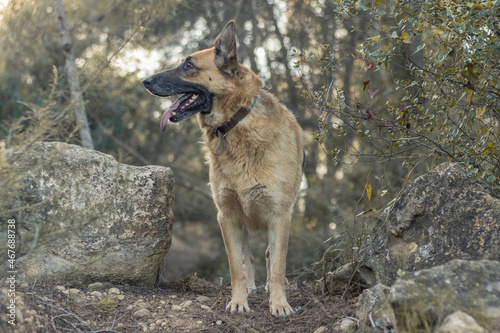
top-left (0, 142), bottom-right (174, 287)
top-left (389, 260), bottom-right (500, 331)
top-left (357, 163), bottom-right (500, 286)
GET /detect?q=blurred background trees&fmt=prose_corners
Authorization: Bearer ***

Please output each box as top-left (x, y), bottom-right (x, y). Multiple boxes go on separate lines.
top-left (1, 0), bottom-right (498, 286)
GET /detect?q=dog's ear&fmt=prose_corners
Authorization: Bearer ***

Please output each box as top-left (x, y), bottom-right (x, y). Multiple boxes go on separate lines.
top-left (214, 21), bottom-right (237, 74)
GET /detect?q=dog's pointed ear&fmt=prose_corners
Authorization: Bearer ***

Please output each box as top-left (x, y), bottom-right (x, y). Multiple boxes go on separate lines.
top-left (214, 21), bottom-right (237, 74)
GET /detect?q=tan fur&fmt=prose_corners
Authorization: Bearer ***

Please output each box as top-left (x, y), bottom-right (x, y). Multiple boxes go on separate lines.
top-left (145, 21), bottom-right (303, 316)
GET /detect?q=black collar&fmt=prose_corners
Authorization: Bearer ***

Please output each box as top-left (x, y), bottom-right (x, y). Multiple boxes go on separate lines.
top-left (214, 97), bottom-right (257, 156)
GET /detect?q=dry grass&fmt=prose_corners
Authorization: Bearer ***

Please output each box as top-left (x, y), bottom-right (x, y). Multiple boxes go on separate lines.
top-left (16, 280), bottom-right (360, 333)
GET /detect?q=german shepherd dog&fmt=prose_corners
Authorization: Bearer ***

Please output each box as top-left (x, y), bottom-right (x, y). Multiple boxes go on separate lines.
top-left (143, 21), bottom-right (303, 316)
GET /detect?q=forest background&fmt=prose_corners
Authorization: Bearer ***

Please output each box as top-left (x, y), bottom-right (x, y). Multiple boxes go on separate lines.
top-left (1, 0), bottom-right (498, 286)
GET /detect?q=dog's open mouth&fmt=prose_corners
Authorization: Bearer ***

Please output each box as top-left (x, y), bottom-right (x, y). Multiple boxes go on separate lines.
top-left (143, 73), bottom-right (213, 131)
top-left (160, 92), bottom-right (212, 132)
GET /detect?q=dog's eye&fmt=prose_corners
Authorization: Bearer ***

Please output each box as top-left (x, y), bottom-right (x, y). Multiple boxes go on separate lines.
top-left (184, 61), bottom-right (194, 70)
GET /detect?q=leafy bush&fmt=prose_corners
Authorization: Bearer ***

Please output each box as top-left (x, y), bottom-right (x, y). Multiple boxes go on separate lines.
top-left (295, 0), bottom-right (500, 195)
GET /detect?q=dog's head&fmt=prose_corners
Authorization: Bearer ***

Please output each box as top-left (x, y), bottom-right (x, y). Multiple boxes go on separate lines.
top-left (143, 21), bottom-right (240, 131)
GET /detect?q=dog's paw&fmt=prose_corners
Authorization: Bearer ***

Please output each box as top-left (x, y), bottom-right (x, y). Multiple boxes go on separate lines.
top-left (270, 302), bottom-right (295, 317)
top-left (226, 299), bottom-right (251, 314)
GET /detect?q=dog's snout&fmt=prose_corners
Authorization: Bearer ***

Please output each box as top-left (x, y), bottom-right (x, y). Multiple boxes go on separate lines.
top-left (143, 76), bottom-right (153, 87)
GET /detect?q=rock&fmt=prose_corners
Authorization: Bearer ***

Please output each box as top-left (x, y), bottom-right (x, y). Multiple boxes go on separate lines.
top-left (171, 305), bottom-right (182, 311)
top-left (313, 326), bottom-right (328, 333)
top-left (196, 295), bottom-right (209, 303)
top-left (389, 260), bottom-right (500, 330)
top-left (200, 305), bottom-right (211, 310)
top-left (181, 300), bottom-right (193, 308)
top-left (356, 163), bottom-right (500, 286)
top-left (133, 308), bottom-right (151, 318)
top-left (339, 318), bottom-right (358, 331)
top-left (68, 288), bottom-right (81, 296)
top-left (325, 262), bottom-right (360, 295)
top-left (355, 284), bottom-right (391, 323)
top-left (90, 291), bottom-right (103, 299)
top-left (0, 142), bottom-right (174, 287)
top-left (435, 311), bottom-right (487, 333)
top-left (108, 287), bottom-right (120, 295)
top-left (87, 282), bottom-right (105, 292)
top-left (186, 275), bottom-right (216, 292)
top-left (54, 285), bottom-right (66, 292)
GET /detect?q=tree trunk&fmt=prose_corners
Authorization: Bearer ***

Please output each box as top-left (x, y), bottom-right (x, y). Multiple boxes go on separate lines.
top-left (53, 0), bottom-right (94, 149)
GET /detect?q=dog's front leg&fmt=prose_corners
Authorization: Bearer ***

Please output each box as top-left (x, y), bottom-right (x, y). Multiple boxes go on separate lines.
top-left (219, 213), bottom-right (251, 313)
top-left (267, 214), bottom-right (294, 317)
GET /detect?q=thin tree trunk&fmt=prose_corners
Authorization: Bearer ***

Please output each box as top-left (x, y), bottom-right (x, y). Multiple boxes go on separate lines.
top-left (53, 0), bottom-right (94, 149)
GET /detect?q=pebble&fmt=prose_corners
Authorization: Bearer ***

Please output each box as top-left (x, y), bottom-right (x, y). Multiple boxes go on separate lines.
top-left (88, 282), bottom-right (104, 291)
top-left (171, 305), bottom-right (182, 311)
top-left (55, 285), bottom-right (66, 292)
top-left (201, 305), bottom-right (211, 310)
top-left (216, 320), bottom-right (222, 325)
top-left (68, 288), bottom-right (81, 296)
top-left (196, 296), bottom-right (209, 303)
top-left (181, 300), bottom-right (193, 308)
top-left (133, 308), bottom-right (151, 318)
top-left (108, 287), bottom-right (120, 295)
top-left (90, 291), bottom-right (103, 298)
top-left (313, 326), bottom-right (328, 333)
top-left (339, 318), bottom-right (358, 330)
top-left (116, 294), bottom-right (125, 301)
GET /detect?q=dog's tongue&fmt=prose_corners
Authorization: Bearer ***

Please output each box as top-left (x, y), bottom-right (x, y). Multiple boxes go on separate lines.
top-left (160, 97), bottom-right (183, 132)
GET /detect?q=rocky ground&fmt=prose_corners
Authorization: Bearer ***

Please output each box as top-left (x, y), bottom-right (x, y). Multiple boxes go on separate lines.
top-left (2, 278), bottom-right (360, 333)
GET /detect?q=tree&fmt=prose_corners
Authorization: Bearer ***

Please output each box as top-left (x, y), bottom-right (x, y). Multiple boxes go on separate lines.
top-left (53, 0), bottom-right (94, 149)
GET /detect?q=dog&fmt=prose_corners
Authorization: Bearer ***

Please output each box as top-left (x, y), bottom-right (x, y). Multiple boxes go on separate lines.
top-left (143, 21), bottom-right (303, 316)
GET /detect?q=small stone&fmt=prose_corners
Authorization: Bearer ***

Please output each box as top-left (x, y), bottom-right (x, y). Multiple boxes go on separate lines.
top-left (436, 311), bottom-right (487, 333)
top-left (88, 282), bottom-right (104, 291)
top-left (90, 291), bottom-right (102, 298)
top-left (55, 285), bottom-right (66, 292)
top-left (133, 308), bottom-right (151, 318)
top-left (339, 318), bottom-right (358, 331)
top-left (171, 305), bottom-right (182, 311)
top-left (181, 300), bottom-right (193, 308)
top-left (196, 296), bottom-right (209, 303)
top-left (155, 319), bottom-right (163, 325)
top-left (216, 320), bottom-right (222, 325)
top-left (313, 326), bottom-right (328, 333)
top-left (108, 287), bottom-right (120, 295)
top-left (197, 321), bottom-right (203, 324)
top-left (116, 295), bottom-right (125, 301)
top-left (201, 305), bottom-right (211, 310)
top-left (68, 288), bottom-right (81, 296)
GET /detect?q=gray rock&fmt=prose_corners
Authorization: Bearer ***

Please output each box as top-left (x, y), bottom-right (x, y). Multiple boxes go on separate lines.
top-left (355, 284), bottom-right (391, 323)
top-left (87, 282), bottom-right (105, 292)
top-left (389, 260), bottom-right (500, 330)
top-left (133, 308), bottom-right (150, 318)
top-left (0, 142), bottom-right (174, 287)
top-left (435, 311), bottom-right (487, 333)
top-left (357, 163), bottom-right (500, 286)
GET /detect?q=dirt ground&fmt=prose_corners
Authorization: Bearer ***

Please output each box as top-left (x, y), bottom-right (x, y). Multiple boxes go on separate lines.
top-left (3, 279), bottom-right (360, 333)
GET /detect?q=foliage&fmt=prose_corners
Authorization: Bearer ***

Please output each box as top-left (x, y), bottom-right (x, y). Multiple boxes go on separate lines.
top-left (295, 0), bottom-right (500, 196)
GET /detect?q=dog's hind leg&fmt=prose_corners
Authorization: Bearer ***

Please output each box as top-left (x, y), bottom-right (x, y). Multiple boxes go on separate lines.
top-left (242, 227), bottom-right (257, 294)
top-left (267, 212), bottom-right (294, 317)
top-left (219, 213), bottom-right (251, 314)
